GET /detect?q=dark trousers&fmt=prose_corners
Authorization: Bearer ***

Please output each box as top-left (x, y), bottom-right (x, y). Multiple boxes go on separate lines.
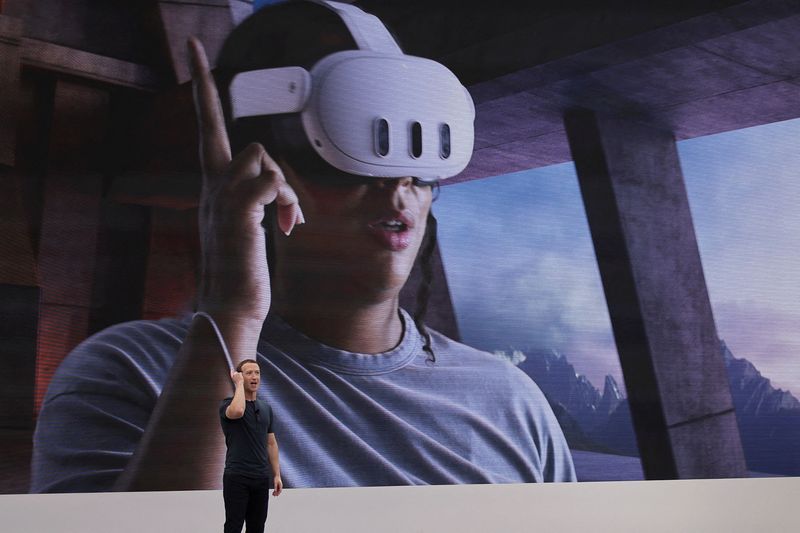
top-left (223, 472), bottom-right (270, 533)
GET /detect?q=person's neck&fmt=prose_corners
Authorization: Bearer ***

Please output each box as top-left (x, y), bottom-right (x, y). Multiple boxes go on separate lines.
top-left (245, 391), bottom-right (257, 401)
top-left (273, 293), bottom-right (403, 354)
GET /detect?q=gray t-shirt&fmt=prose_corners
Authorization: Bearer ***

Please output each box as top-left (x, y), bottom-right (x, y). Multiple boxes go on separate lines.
top-left (31, 309), bottom-right (576, 492)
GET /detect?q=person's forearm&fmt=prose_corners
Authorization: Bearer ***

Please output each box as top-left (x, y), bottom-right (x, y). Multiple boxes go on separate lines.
top-left (113, 314), bottom-right (262, 491)
top-left (226, 381), bottom-right (246, 418)
top-left (267, 442), bottom-right (281, 479)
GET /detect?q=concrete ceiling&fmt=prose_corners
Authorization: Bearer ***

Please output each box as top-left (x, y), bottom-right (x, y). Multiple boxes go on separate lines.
top-left (6, 0), bottom-right (800, 185)
top-left (361, 0), bottom-right (800, 183)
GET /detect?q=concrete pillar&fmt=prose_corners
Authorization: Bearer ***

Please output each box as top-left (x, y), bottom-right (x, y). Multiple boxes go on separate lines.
top-left (0, 170), bottom-right (39, 429)
top-left (87, 201), bottom-right (150, 335)
top-left (563, 109), bottom-right (748, 479)
top-left (141, 207), bottom-right (199, 321)
top-left (0, 14), bottom-right (21, 166)
top-left (35, 80), bottom-right (108, 413)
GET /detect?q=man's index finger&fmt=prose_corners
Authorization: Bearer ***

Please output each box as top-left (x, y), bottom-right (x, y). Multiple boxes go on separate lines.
top-left (188, 37), bottom-right (232, 178)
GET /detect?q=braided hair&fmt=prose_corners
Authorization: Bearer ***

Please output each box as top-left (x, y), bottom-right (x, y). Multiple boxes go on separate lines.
top-left (413, 183), bottom-right (440, 364)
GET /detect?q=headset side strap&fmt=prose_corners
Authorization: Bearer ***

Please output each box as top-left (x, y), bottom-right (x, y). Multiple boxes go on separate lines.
top-left (316, 0), bottom-right (403, 54)
top-left (230, 67), bottom-right (311, 119)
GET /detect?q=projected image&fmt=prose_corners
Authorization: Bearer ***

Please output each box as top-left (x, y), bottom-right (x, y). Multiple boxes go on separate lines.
top-left (1, 1), bottom-right (799, 495)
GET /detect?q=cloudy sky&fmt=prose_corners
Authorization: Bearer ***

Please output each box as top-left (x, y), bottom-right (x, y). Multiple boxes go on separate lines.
top-left (434, 117), bottom-right (800, 396)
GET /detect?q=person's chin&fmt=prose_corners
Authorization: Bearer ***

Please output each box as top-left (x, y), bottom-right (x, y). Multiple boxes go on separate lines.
top-left (335, 244), bottom-right (416, 278)
top-left (359, 263), bottom-right (416, 295)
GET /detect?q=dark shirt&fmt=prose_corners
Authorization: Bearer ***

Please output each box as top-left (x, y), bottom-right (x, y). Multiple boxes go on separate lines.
top-left (220, 398), bottom-right (274, 478)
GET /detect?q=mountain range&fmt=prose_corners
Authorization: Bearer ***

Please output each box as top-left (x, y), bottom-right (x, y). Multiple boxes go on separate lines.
top-left (498, 341), bottom-right (800, 476)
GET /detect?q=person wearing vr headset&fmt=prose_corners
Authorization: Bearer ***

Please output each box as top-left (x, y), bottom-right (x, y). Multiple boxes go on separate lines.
top-left (30, 1), bottom-right (576, 499)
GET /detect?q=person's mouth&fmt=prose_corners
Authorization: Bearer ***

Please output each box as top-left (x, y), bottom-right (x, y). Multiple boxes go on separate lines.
top-left (367, 212), bottom-right (415, 251)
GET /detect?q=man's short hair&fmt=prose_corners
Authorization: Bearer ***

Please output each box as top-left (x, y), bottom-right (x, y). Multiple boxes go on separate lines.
top-left (236, 359), bottom-right (260, 372)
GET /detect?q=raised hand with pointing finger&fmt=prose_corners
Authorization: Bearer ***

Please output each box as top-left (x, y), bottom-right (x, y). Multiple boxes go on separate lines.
top-left (187, 37), bottom-right (303, 338)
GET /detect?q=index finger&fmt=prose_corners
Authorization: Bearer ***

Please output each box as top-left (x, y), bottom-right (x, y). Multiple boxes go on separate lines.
top-left (188, 36), bottom-right (232, 179)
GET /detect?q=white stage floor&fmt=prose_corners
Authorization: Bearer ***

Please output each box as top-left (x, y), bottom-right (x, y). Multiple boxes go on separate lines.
top-left (1, 477), bottom-right (798, 533)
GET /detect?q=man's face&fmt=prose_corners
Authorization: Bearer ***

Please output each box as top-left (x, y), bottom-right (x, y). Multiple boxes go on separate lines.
top-left (240, 362), bottom-right (261, 393)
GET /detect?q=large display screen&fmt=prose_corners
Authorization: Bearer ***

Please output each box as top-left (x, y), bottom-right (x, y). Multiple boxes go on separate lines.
top-left (0, 0), bottom-right (798, 495)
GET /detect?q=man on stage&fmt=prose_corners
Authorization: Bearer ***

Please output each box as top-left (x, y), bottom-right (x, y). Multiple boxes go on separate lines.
top-left (221, 359), bottom-right (283, 533)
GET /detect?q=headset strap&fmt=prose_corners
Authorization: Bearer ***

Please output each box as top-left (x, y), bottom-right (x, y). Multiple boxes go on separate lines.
top-left (315, 1), bottom-right (402, 55)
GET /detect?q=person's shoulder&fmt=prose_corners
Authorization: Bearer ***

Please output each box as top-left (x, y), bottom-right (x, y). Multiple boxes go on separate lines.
top-left (44, 316), bottom-right (192, 400)
top-left (89, 315), bottom-right (192, 347)
top-left (64, 316), bottom-right (190, 369)
top-left (428, 330), bottom-right (521, 369)
top-left (427, 330), bottom-right (547, 394)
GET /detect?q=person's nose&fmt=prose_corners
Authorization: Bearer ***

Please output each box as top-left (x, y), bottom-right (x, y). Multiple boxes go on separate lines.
top-left (374, 177), bottom-right (414, 191)
top-left (372, 177), bottom-right (413, 208)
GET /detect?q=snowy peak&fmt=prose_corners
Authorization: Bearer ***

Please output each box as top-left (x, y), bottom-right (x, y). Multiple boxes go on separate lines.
top-left (722, 340), bottom-right (800, 416)
top-left (515, 348), bottom-right (612, 431)
top-left (598, 375), bottom-right (623, 416)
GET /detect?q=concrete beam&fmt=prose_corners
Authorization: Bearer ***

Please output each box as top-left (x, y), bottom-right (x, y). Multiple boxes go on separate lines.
top-left (21, 39), bottom-right (159, 91)
top-left (451, 0), bottom-right (800, 182)
top-left (563, 109), bottom-right (748, 479)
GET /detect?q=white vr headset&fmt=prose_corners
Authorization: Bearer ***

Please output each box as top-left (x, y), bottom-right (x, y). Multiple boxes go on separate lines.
top-left (229, 0), bottom-right (475, 182)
